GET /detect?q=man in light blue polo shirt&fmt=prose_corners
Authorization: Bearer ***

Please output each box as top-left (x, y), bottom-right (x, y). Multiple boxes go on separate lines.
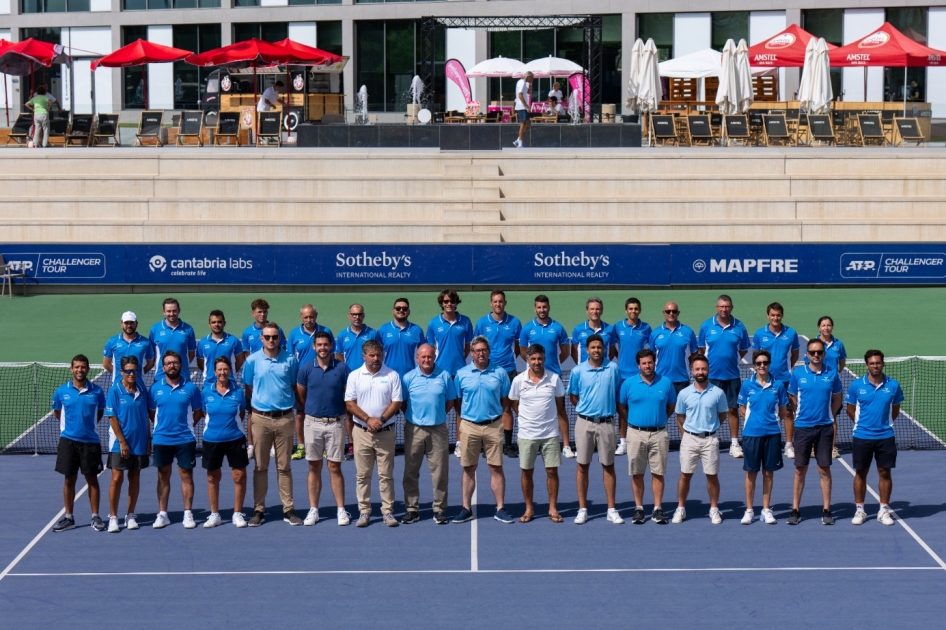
top-left (698, 294), bottom-right (750, 459)
top-left (288, 304), bottom-right (334, 459)
top-left (335, 303), bottom-right (381, 462)
top-left (401, 344), bottom-right (457, 525)
top-left (103, 311), bottom-right (154, 381)
top-left (453, 336), bottom-right (513, 524)
top-left (149, 297), bottom-right (197, 383)
top-left (612, 297), bottom-right (652, 456)
top-left (751, 301), bottom-right (800, 458)
top-left (51, 354), bottom-right (107, 533)
top-left (846, 349), bottom-right (904, 526)
top-left (196, 310), bottom-right (244, 382)
top-left (568, 334), bottom-right (624, 525)
top-left (649, 301), bottom-right (698, 394)
top-left (617, 348), bottom-right (676, 525)
top-left (150, 350), bottom-right (204, 530)
top-left (473, 290), bottom-right (522, 458)
top-left (518, 294), bottom-right (570, 376)
top-left (242, 298), bottom-right (286, 356)
top-left (673, 354), bottom-right (728, 525)
top-left (427, 289), bottom-right (473, 444)
top-left (379, 297), bottom-right (425, 378)
top-left (787, 338), bottom-right (843, 526)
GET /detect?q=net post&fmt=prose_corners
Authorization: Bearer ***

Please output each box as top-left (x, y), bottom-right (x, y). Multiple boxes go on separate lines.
top-left (32, 362), bottom-right (39, 456)
top-left (910, 356), bottom-right (917, 449)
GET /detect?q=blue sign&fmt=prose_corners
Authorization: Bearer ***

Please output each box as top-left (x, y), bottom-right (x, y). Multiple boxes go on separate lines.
top-left (831, 248), bottom-right (946, 282)
top-left (124, 245), bottom-right (274, 284)
top-left (475, 245), bottom-right (669, 285)
top-left (0, 245), bottom-right (123, 282)
top-left (277, 245), bottom-right (474, 285)
top-left (671, 244), bottom-right (820, 285)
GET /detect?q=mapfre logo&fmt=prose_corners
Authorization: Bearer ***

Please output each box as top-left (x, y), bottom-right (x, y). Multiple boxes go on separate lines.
top-left (766, 33), bottom-right (796, 49)
top-left (859, 31), bottom-right (890, 48)
top-left (845, 260), bottom-right (876, 272)
top-left (149, 255), bottom-right (167, 272)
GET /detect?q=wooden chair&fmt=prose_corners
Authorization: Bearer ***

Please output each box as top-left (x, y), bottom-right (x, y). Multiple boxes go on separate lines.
top-left (880, 109), bottom-right (897, 144)
top-left (686, 115), bottom-right (716, 146)
top-left (134, 110), bottom-right (164, 147)
top-left (444, 110), bottom-right (465, 123)
top-left (176, 110), bottom-right (203, 147)
top-left (893, 117), bottom-right (926, 147)
top-left (48, 110), bottom-right (69, 146)
top-left (762, 113), bottom-right (793, 146)
top-left (256, 111), bottom-right (282, 147)
top-left (65, 114), bottom-right (93, 147)
top-left (649, 114), bottom-right (678, 147)
top-left (214, 111), bottom-right (241, 147)
top-left (723, 115), bottom-right (750, 146)
top-left (856, 113), bottom-right (887, 147)
top-left (806, 114), bottom-right (837, 146)
top-left (0, 254), bottom-right (28, 298)
top-left (91, 114), bottom-right (121, 147)
top-left (747, 111), bottom-right (765, 146)
top-left (6, 113), bottom-right (32, 146)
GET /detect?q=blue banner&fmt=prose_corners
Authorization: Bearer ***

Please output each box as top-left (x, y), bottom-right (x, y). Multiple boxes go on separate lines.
top-left (124, 245), bottom-right (274, 284)
top-left (276, 245), bottom-right (474, 285)
top-left (0, 245), bottom-right (123, 282)
top-left (671, 244), bottom-right (821, 285)
top-left (474, 244), bottom-right (669, 285)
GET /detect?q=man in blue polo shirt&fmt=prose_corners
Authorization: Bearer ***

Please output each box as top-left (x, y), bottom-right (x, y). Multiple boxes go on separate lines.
top-left (379, 297), bottom-right (425, 378)
top-left (453, 336), bottom-right (513, 524)
top-left (241, 298), bottom-right (286, 356)
top-left (196, 310), bottom-right (244, 382)
top-left (296, 331), bottom-right (351, 527)
top-left (519, 294), bottom-right (570, 375)
top-left (149, 298), bottom-right (197, 383)
top-left (698, 294), bottom-right (750, 459)
top-left (617, 348), bottom-right (676, 525)
top-left (336, 303), bottom-right (381, 461)
top-left (427, 289), bottom-right (473, 445)
top-left (752, 302), bottom-right (800, 459)
top-left (612, 297), bottom-right (652, 456)
top-left (401, 343), bottom-right (457, 525)
top-left (673, 354), bottom-right (728, 525)
top-left (571, 297), bottom-right (615, 365)
top-left (787, 338), bottom-right (843, 526)
top-left (650, 301), bottom-right (698, 395)
top-left (104, 356), bottom-right (153, 533)
top-left (473, 290), bottom-right (522, 458)
top-left (103, 311), bottom-right (154, 381)
top-left (568, 334), bottom-right (624, 525)
top-left (846, 349), bottom-right (904, 526)
top-left (288, 304), bottom-right (334, 460)
top-left (150, 350), bottom-right (204, 530)
top-left (51, 354), bottom-right (107, 533)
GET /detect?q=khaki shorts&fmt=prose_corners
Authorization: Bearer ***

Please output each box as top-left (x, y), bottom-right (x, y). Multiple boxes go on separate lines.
top-left (518, 436), bottom-right (561, 470)
top-left (679, 432), bottom-right (720, 475)
top-left (575, 417), bottom-right (616, 466)
top-left (627, 426), bottom-right (669, 476)
top-left (460, 419), bottom-right (503, 467)
top-left (304, 415), bottom-right (345, 462)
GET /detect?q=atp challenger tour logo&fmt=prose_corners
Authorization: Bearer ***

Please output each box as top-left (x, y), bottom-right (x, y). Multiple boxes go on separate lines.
top-left (148, 254), bottom-right (253, 277)
top-left (532, 251), bottom-right (610, 279)
top-left (335, 251), bottom-right (412, 279)
top-left (840, 252), bottom-right (946, 279)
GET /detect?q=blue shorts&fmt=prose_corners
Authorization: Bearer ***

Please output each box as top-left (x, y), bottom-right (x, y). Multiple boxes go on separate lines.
top-left (793, 424), bottom-right (833, 468)
top-left (516, 110), bottom-right (530, 123)
top-left (741, 434), bottom-right (784, 472)
top-left (153, 441), bottom-right (197, 469)
top-left (710, 378), bottom-right (740, 410)
top-left (852, 436), bottom-right (897, 470)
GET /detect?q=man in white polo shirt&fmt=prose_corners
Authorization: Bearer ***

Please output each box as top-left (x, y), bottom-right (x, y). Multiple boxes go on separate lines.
top-left (509, 344), bottom-right (569, 523)
top-left (345, 340), bottom-right (403, 528)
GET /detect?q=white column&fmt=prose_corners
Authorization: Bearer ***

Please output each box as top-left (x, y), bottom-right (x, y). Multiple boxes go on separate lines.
top-left (928, 8), bottom-right (946, 117)
top-left (147, 25), bottom-right (174, 110)
top-left (621, 11), bottom-right (636, 116)
top-left (842, 9), bottom-right (884, 102)
top-left (750, 11), bottom-right (787, 99)
top-left (673, 13), bottom-right (711, 57)
top-left (288, 22), bottom-right (316, 47)
top-left (446, 28), bottom-right (476, 111)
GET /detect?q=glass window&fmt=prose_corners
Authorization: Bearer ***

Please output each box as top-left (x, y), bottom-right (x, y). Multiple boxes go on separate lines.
top-left (122, 26), bottom-right (148, 110)
top-left (123, 0), bottom-right (146, 10)
top-left (261, 22), bottom-right (289, 42)
top-left (45, 0), bottom-right (65, 11)
top-left (19, 28), bottom-right (62, 107)
top-left (234, 0), bottom-right (259, 6)
top-left (803, 9), bottom-right (843, 99)
top-left (885, 8), bottom-right (928, 102)
top-left (638, 13), bottom-right (673, 61)
top-left (711, 12), bottom-right (749, 50)
top-left (22, 0), bottom-right (93, 11)
top-left (386, 20), bottom-right (415, 111)
top-left (488, 31), bottom-right (520, 105)
top-left (21, 0), bottom-right (42, 13)
top-left (175, 0), bottom-right (197, 8)
top-left (68, 0), bottom-right (89, 10)
top-left (356, 21), bottom-right (385, 111)
top-left (173, 24), bottom-right (221, 110)
top-left (198, 0), bottom-right (220, 7)
top-left (523, 29), bottom-right (554, 62)
top-left (317, 21), bottom-right (343, 55)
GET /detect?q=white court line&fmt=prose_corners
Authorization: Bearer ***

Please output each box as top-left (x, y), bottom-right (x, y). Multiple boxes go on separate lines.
top-left (837, 456), bottom-right (946, 570)
top-left (470, 475), bottom-right (478, 572)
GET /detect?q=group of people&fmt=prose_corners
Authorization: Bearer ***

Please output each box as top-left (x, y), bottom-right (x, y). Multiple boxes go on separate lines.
top-left (50, 292), bottom-right (903, 533)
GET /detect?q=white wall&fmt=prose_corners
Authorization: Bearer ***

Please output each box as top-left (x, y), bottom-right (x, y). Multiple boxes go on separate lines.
top-left (674, 13), bottom-right (711, 57)
top-left (90, 0), bottom-right (109, 11)
top-left (148, 25), bottom-right (174, 110)
top-left (842, 9), bottom-right (884, 101)
top-left (928, 8), bottom-right (946, 118)
top-left (288, 22), bottom-right (316, 47)
top-left (64, 27), bottom-right (113, 113)
top-left (260, 0), bottom-right (287, 6)
top-left (446, 28), bottom-right (476, 111)
top-left (0, 0), bottom-right (10, 15)
top-left (750, 11), bottom-right (787, 99)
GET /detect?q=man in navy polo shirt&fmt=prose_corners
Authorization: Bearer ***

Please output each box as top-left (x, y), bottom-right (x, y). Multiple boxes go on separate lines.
top-left (698, 294), bottom-right (750, 459)
top-left (473, 290), bottom-right (522, 458)
top-left (617, 348), bottom-right (676, 525)
top-left (401, 343), bottom-right (457, 525)
top-left (242, 298), bottom-right (286, 356)
top-left (196, 310), bottom-right (244, 382)
top-left (846, 349), bottom-right (904, 526)
top-left (787, 338), bottom-right (843, 526)
top-left (296, 331), bottom-right (351, 526)
top-left (752, 302), bottom-right (800, 459)
top-left (289, 304), bottom-right (334, 460)
top-left (453, 336), bottom-right (513, 524)
top-left (612, 297), bottom-right (652, 456)
top-left (103, 311), bottom-right (154, 381)
top-left (673, 354), bottom-right (728, 525)
top-left (51, 354), bottom-right (107, 533)
top-left (336, 303), bottom-right (381, 461)
top-left (104, 356), bottom-right (153, 533)
top-left (427, 289), bottom-right (473, 449)
top-left (568, 334), bottom-right (624, 525)
top-left (150, 350), bottom-right (204, 530)
top-left (650, 301), bottom-right (698, 395)
top-left (149, 297), bottom-right (197, 383)
top-left (379, 297), bottom-right (425, 379)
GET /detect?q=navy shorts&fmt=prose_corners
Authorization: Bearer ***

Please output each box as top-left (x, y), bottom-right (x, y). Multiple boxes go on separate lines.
top-left (55, 437), bottom-right (103, 477)
top-left (741, 434), bottom-right (784, 472)
top-left (852, 436), bottom-right (897, 470)
top-left (202, 437), bottom-right (249, 471)
top-left (793, 424), bottom-right (834, 468)
top-left (516, 109), bottom-right (530, 123)
top-left (107, 452), bottom-right (150, 471)
top-left (710, 378), bottom-right (741, 410)
top-left (152, 441), bottom-right (197, 469)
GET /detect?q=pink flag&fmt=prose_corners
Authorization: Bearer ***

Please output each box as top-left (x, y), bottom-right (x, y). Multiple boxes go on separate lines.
top-left (567, 72), bottom-right (591, 122)
top-left (445, 59), bottom-right (473, 105)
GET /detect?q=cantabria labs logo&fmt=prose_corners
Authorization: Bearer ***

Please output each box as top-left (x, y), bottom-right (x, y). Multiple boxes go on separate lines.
top-left (149, 255), bottom-right (167, 272)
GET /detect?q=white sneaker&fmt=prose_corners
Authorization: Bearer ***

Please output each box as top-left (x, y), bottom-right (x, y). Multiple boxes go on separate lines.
top-left (607, 508), bottom-right (624, 524)
top-left (108, 516), bottom-right (120, 533)
top-left (762, 508), bottom-right (777, 524)
top-left (512, 139), bottom-right (522, 148)
top-left (710, 508), bottom-right (723, 525)
top-left (672, 507), bottom-right (686, 524)
top-left (182, 510), bottom-right (196, 529)
top-left (203, 512), bottom-right (222, 529)
top-left (454, 441), bottom-right (462, 458)
top-left (304, 507), bottom-right (320, 526)
top-left (730, 441), bottom-right (744, 458)
top-left (574, 508), bottom-right (588, 525)
top-left (878, 507), bottom-right (895, 526)
top-left (852, 509), bottom-right (868, 525)
top-left (562, 445), bottom-right (576, 459)
top-left (784, 442), bottom-right (795, 459)
top-left (153, 512), bottom-right (170, 529)
top-left (615, 442), bottom-right (627, 456)
top-left (337, 508), bottom-right (351, 526)
top-left (247, 445), bottom-right (255, 460)
top-left (124, 514), bottom-right (139, 530)
top-left (231, 512), bottom-right (247, 528)
top-left (741, 509), bottom-right (754, 525)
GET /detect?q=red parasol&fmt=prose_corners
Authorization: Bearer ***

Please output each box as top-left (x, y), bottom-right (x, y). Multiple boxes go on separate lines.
top-left (0, 38), bottom-right (71, 126)
top-left (828, 22), bottom-right (946, 67)
top-left (91, 39), bottom-right (193, 109)
top-left (748, 24), bottom-right (838, 68)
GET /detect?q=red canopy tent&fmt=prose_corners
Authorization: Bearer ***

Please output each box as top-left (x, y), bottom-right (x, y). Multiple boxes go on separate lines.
top-left (90, 39), bottom-right (193, 109)
top-left (271, 39), bottom-right (344, 132)
top-left (748, 24), bottom-right (838, 67)
top-left (0, 38), bottom-right (71, 126)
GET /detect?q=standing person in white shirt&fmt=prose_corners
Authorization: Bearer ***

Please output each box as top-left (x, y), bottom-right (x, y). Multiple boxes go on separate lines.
top-left (513, 71), bottom-right (533, 148)
top-left (257, 80), bottom-right (284, 112)
top-left (548, 81), bottom-right (563, 103)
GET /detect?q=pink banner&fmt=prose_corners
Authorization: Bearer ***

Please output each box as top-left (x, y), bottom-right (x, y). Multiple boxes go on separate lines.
top-left (567, 73), bottom-right (591, 122)
top-left (445, 59), bottom-right (473, 105)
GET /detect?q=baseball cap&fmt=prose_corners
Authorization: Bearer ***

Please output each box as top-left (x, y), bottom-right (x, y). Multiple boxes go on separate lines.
top-left (121, 311), bottom-right (138, 323)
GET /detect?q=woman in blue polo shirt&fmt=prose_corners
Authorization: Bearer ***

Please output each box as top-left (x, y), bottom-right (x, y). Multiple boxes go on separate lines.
top-left (737, 349), bottom-right (788, 526)
top-left (806, 316), bottom-right (847, 459)
top-left (201, 356), bottom-right (249, 528)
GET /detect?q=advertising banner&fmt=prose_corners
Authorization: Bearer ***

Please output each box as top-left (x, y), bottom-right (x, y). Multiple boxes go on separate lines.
top-left (445, 59), bottom-right (473, 105)
top-left (474, 244), bottom-right (669, 285)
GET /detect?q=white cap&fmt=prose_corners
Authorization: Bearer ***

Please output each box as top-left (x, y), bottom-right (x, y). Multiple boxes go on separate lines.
top-left (121, 311), bottom-right (138, 323)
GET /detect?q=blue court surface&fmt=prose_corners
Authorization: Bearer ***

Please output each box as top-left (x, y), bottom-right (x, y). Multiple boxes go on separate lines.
top-left (2, 449), bottom-right (946, 627)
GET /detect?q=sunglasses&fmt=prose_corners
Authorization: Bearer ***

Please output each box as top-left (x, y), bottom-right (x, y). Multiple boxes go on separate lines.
top-left (349, 312), bottom-right (365, 317)
top-left (441, 300), bottom-right (455, 305)
top-left (808, 350), bottom-right (824, 356)
top-left (754, 361), bottom-right (770, 366)
top-left (163, 361), bottom-right (181, 366)
top-left (664, 309), bottom-right (679, 315)
top-left (262, 335), bottom-right (280, 341)
top-left (393, 306), bottom-right (409, 312)
top-left (121, 369), bottom-right (138, 375)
